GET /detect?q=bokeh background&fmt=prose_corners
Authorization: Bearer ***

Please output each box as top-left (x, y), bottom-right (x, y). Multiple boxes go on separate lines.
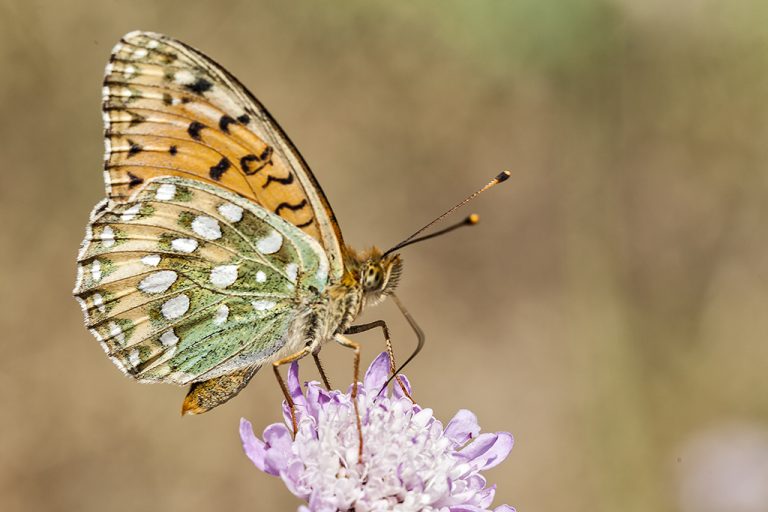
top-left (2, 1), bottom-right (768, 511)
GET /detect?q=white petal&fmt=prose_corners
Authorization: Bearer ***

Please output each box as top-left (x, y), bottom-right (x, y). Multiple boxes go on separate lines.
top-left (255, 270), bottom-right (267, 283)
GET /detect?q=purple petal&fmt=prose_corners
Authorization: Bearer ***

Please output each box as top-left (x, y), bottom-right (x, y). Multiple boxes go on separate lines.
top-left (298, 507), bottom-right (311, 512)
top-left (445, 409), bottom-right (481, 445)
top-left (280, 460), bottom-right (310, 499)
top-left (262, 423), bottom-right (293, 475)
top-left (239, 418), bottom-right (267, 472)
top-left (287, 361), bottom-right (304, 404)
top-left (392, 374), bottom-right (413, 399)
top-left (281, 400), bottom-right (293, 427)
top-left (460, 432), bottom-right (514, 470)
top-left (448, 506), bottom-right (484, 512)
top-left (494, 506), bottom-right (516, 512)
top-left (363, 351), bottom-right (391, 392)
top-left (465, 474), bottom-right (487, 491)
top-left (476, 483), bottom-right (496, 508)
top-left (304, 381), bottom-right (321, 420)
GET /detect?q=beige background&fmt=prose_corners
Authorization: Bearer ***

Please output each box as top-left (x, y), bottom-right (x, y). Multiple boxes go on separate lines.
top-left (2, 1), bottom-right (768, 511)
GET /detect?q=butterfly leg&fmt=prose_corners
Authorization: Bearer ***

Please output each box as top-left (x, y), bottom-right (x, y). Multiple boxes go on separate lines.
top-left (312, 352), bottom-right (332, 390)
top-left (272, 347), bottom-right (312, 438)
top-left (334, 334), bottom-right (364, 464)
top-left (345, 320), bottom-right (412, 401)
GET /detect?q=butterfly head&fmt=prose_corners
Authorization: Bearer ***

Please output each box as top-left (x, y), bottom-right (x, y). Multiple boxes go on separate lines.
top-left (346, 247), bottom-right (403, 306)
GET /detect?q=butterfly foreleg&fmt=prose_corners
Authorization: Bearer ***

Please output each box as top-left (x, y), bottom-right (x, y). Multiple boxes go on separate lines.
top-left (312, 352), bottom-right (332, 391)
top-left (345, 320), bottom-right (412, 401)
top-left (334, 334), bottom-right (364, 464)
top-left (272, 347), bottom-right (313, 438)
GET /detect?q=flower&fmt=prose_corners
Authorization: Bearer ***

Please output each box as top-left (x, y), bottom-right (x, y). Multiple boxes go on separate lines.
top-left (240, 352), bottom-right (515, 512)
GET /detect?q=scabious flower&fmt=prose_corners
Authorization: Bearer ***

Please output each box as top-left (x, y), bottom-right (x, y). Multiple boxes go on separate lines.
top-left (240, 352), bottom-right (515, 512)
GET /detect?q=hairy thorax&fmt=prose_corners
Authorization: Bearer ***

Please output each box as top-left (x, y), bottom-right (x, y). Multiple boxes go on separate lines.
top-left (312, 280), bottom-right (364, 347)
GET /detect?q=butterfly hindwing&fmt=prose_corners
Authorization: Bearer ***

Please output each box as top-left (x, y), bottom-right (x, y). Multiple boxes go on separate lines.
top-left (102, 31), bottom-right (343, 280)
top-left (74, 176), bottom-right (330, 385)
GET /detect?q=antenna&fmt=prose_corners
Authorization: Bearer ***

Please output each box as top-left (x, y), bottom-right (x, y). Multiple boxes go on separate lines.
top-left (384, 171), bottom-right (510, 256)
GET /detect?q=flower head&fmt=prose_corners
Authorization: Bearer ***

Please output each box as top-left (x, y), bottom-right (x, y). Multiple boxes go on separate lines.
top-left (240, 352), bottom-right (515, 512)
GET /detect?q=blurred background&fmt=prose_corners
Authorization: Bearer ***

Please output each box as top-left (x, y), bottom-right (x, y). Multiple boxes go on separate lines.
top-left (2, 1), bottom-right (768, 511)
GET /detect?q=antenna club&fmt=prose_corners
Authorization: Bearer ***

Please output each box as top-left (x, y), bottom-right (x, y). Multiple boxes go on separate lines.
top-left (385, 171), bottom-right (506, 255)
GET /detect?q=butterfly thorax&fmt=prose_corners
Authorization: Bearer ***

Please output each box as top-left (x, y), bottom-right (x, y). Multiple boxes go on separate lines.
top-left (309, 247), bottom-right (402, 345)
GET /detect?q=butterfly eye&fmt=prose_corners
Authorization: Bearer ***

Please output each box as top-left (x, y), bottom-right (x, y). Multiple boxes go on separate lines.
top-left (362, 266), bottom-right (383, 291)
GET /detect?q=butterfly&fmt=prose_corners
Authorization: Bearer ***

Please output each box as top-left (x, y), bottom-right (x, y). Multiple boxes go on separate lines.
top-left (74, 31), bottom-right (508, 432)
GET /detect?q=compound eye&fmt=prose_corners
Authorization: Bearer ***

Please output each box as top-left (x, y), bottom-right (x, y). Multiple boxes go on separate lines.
top-left (364, 267), bottom-right (383, 290)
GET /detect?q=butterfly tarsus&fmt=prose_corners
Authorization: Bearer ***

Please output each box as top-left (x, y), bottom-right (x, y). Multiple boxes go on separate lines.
top-left (334, 334), bottom-right (364, 464)
top-left (272, 347), bottom-right (312, 438)
top-left (381, 294), bottom-right (424, 396)
top-left (312, 352), bottom-right (332, 390)
top-left (345, 320), bottom-right (412, 401)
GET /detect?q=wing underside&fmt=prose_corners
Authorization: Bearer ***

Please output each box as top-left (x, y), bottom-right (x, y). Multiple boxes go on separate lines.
top-left (74, 176), bottom-right (329, 385)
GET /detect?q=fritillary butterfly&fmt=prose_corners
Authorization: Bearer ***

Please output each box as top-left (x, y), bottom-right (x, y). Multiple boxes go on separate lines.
top-left (73, 32), bottom-right (507, 425)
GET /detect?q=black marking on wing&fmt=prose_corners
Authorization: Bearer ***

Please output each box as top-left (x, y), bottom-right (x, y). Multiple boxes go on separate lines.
top-left (259, 146), bottom-right (273, 162)
top-left (185, 77), bottom-right (213, 95)
top-left (219, 115), bottom-right (236, 133)
top-left (188, 121), bottom-right (205, 140)
top-left (296, 217), bottom-right (315, 228)
top-left (127, 172), bottom-right (144, 188)
top-left (127, 140), bottom-right (142, 157)
top-left (127, 111), bottom-right (146, 126)
top-left (162, 93), bottom-right (173, 105)
top-left (209, 157), bottom-right (231, 181)
top-left (156, 51), bottom-right (179, 64)
top-left (262, 172), bottom-right (294, 188)
top-left (240, 153), bottom-right (271, 175)
top-left (169, 145), bottom-right (178, 155)
top-left (275, 199), bottom-right (308, 215)
top-left (237, 114), bottom-right (250, 125)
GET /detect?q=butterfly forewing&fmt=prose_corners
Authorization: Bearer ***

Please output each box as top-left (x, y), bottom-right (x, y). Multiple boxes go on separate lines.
top-left (102, 31), bottom-right (343, 280)
top-left (74, 176), bottom-right (330, 385)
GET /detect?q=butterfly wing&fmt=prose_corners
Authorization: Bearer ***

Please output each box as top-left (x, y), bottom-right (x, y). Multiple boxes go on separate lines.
top-left (102, 31), bottom-right (343, 280)
top-left (74, 176), bottom-right (329, 386)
